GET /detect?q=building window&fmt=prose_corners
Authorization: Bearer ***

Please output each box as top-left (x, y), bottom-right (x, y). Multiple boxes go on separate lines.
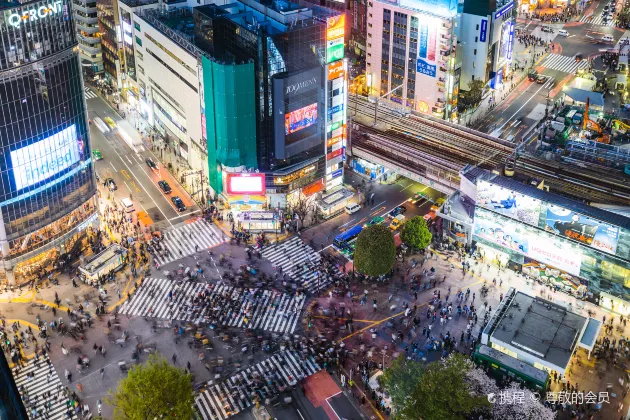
top-left (134, 21), bottom-right (140, 31)
top-left (368, 33), bottom-right (372, 38)
top-left (135, 36), bottom-right (142, 47)
top-left (475, 36), bottom-right (478, 42)
top-left (473, 62), bottom-right (476, 68)
top-left (476, 24), bottom-right (479, 30)
top-left (474, 49), bottom-right (477, 55)
top-left (368, 23), bottom-right (372, 28)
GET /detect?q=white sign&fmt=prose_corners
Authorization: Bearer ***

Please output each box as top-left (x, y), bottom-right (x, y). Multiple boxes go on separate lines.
top-left (11, 124), bottom-right (80, 190)
top-left (528, 236), bottom-right (582, 277)
top-left (7, 1), bottom-right (63, 28)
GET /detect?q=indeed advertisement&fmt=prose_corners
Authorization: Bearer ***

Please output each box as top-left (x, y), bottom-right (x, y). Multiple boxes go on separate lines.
top-left (11, 125), bottom-right (80, 190)
top-left (545, 205), bottom-right (619, 255)
top-left (473, 208), bottom-right (583, 277)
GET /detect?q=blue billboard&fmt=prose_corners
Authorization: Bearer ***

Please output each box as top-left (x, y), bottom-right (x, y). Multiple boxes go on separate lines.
top-left (417, 59), bottom-right (437, 77)
top-left (480, 19), bottom-right (488, 43)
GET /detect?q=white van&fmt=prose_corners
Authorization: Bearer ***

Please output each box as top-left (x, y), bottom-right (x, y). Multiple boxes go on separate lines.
top-left (602, 35), bottom-right (614, 43)
top-left (558, 30), bottom-right (569, 37)
top-left (120, 197), bottom-right (135, 213)
top-left (345, 203), bottom-right (361, 215)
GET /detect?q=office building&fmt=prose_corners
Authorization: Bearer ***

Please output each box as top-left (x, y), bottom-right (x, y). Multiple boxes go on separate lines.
top-left (457, 0), bottom-right (515, 91)
top-left (0, 0), bottom-right (99, 285)
top-left (129, 0), bottom-right (346, 209)
top-left (365, 0), bottom-right (460, 121)
top-left (73, 0), bottom-right (104, 74)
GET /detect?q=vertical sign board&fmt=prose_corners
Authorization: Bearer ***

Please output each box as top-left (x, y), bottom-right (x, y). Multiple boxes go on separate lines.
top-left (325, 16), bottom-right (347, 191)
top-left (416, 21), bottom-right (437, 78)
top-left (479, 19), bottom-right (488, 43)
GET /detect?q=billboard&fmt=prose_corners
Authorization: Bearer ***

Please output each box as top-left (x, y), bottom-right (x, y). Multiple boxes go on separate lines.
top-left (399, 0), bottom-right (457, 17)
top-left (327, 15), bottom-right (345, 41)
top-left (11, 124), bottom-right (80, 190)
top-left (473, 208), bottom-right (583, 276)
top-left (226, 173), bottom-right (266, 195)
top-left (285, 103), bottom-right (318, 135)
top-left (417, 22), bottom-right (437, 78)
top-left (476, 180), bottom-right (541, 226)
top-left (545, 205), bottom-right (619, 254)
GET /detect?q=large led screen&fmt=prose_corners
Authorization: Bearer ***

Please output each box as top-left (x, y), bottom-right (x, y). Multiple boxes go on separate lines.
top-left (474, 208), bottom-right (583, 276)
top-left (11, 124), bottom-right (80, 190)
top-left (226, 173), bottom-right (266, 195)
top-left (545, 205), bottom-right (619, 255)
top-left (476, 180), bottom-right (541, 226)
top-left (285, 103), bottom-right (318, 136)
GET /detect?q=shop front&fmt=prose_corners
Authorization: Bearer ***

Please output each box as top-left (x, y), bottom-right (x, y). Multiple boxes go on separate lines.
top-left (237, 211), bottom-right (281, 232)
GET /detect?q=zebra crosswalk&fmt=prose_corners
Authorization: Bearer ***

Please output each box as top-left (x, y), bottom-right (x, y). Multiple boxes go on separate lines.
top-left (119, 278), bottom-right (306, 333)
top-left (84, 88), bottom-right (97, 99)
top-left (539, 54), bottom-right (589, 74)
top-left (260, 236), bottom-right (338, 293)
top-left (580, 14), bottom-right (616, 27)
top-left (153, 220), bottom-right (225, 266)
top-left (195, 351), bottom-right (320, 420)
top-left (12, 356), bottom-right (76, 420)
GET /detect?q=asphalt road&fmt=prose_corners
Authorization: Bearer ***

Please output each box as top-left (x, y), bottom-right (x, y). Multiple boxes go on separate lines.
top-left (477, 0), bottom-right (627, 140)
top-left (86, 89), bottom-right (199, 228)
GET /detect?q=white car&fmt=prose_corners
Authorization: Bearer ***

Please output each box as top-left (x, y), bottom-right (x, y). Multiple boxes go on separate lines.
top-left (558, 30), bottom-right (569, 37)
top-left (345, 203), bottom-right (361, 214)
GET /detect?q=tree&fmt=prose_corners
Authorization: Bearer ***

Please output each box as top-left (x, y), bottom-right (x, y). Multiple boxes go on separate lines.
top-left (399, 354), bottom-right (490, 420)
top-left (106, 354), bottom-right (195, 420)
top-left (458, 79), bottom-right (486, 113)
top-left (466, 367), bottom-right (555, 420)
top-left (354, 224), bottom-right (396, 276)
top-left (400, 216), bottom-right (432, 250)
top-left (379, 357), bottom-right (425, 413)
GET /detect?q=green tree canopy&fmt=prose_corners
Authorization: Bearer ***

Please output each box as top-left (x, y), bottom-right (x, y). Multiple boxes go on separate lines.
top-left (384, 353), bottom-right (490, 420)
top-left (354, 224), bottom-right (396, 276)
top-left (458, 79), bottom-right (486, 113)
top-left (106, 354), bottom-right (195, 420)
top-left (400, 216), bottom-right (432, 250)
top-left (379, 357), bottom-right (425, 413)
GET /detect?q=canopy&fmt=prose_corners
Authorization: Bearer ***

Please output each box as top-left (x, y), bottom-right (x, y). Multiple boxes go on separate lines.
top-left (562, 87), bottom-right (605, 108)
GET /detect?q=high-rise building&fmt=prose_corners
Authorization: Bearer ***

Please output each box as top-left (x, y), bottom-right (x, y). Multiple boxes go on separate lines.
top-left (73, 0), bottom-right (104, 74)
top-left (128, 0), bottom-right (346, 209)
top-left (0, 0), bottom-right (98, 285)
top-left (365, 0), bottom-right (460, 121)
top-left (98, 0), bottom-right (123, 88)
top-left (457, 0), bottom-right (515, 91)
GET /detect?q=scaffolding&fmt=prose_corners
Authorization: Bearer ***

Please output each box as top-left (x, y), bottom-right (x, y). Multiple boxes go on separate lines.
top-left (565, 140), bottom-right (630, 166)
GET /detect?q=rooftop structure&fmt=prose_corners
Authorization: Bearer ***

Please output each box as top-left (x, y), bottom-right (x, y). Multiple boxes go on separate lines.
top-left (484, 289), bottom-right (588, 374)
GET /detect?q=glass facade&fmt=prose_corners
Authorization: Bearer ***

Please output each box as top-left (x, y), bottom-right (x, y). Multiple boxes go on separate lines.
top-left (0, 0), bottom-right (97, 284)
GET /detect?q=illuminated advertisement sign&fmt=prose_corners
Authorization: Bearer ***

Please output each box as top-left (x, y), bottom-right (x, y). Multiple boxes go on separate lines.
top-left (6, 1), bottom-right (63, 28)
top-left (285, 103), bottom-right (318, 135)
top-left (11, 124), bottom-right (80, 190)
top-left (494, 1), bottom-right (514, 19)
top-left (328, 60), bottom-right (344, 80)
top-left (499, 21), bottom-right (512, 62)
top-left (273, 164), bottom-right (316, 185)
top-left (327, 42), bottom-right (345, 63)
top-left (399, 0), bottom-right (457, 17)
top-left (417, 22), bottom-right (437, 78)
top-left (545, 205), bottom-right (619, 254)
top-left (476, 180), bottom-right (541, 226)
top-left (417, 60), bottom-right (437, 77)
top-left (473, 208), bottom-right (583, 276)
top-left (226, 173), bottom-right (266, 195)
top-left (327, 148), bottom-right (343, 161)
top-left (480, 19), bottom-right (488, 43)
top-left (327, 15), bottom-right (345, 41)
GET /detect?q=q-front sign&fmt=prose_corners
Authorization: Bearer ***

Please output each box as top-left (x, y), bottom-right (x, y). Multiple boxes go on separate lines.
top-left (7, 1), bottom-right (63, 28)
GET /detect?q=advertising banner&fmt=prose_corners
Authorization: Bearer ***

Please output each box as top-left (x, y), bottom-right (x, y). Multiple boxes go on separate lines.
top-left (285, 103), bottom-right (318, 135)
top-left (226, 173), bottom-right (266, 195)
top-left (398, 0), bottom-right (457, 18)
top-left (427, 25), bottom-right (436, 62)
top-left (11, 124), bottom-right (80, 190)
top-left (417, 59), bottom-right (437, 77)
top-left (476, 180), bottom-right (541, 226)
top-left (419, 24), bottom-right (428, 59)
top-left (328, 61), bottom-right (344, 80)
top-left (327, 15), bottom-right (345, 40)
top-left (327, 42), bottom-right (345, 63)
top-left (480, 19), bottom-right (488, 43)
top-left (473, 216), bottom-right (528, 254)
top-left (545, 205), bottom-right (619, 254)
top-left (528, 236), bottom-right (582, 276)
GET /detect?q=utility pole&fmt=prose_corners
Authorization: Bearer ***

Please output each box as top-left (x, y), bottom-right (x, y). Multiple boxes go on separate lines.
top-left (372, 84), bottom-right (405, 127)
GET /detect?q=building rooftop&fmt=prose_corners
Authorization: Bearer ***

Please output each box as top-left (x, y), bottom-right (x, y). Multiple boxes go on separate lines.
top-left (490, 291), bottom-right (587, 370)
top-left (464, 167), bottom-right (630, 230)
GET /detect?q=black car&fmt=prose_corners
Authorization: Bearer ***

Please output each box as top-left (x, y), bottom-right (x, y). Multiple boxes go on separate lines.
top-left (158, 180), bottom-right (172, 194)
top-left (104, 177), bottom-right (117, 191)
top-left (146, 157), bottom-right (158, 171)
top-left (171, 196), bottom-right (186, 212)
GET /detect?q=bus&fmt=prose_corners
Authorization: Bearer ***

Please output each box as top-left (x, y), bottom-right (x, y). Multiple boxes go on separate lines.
top-left (472, 344), bottom-right (550, 391)
top-left (333, 225), bottom-right (363, 250)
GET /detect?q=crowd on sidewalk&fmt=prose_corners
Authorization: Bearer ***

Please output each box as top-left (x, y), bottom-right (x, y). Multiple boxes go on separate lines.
top-left (521, 6), bottom-right (581, 23)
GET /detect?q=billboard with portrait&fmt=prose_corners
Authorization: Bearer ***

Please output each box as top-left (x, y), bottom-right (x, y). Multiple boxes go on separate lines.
top-left (544, 205), bottom-right (619, 255)
top-left (285, 103), bottom-right (318, 136)
top-left (473, 211), bottom-right (529, 254)
top-left (476, 180), bottom-right (541, 226)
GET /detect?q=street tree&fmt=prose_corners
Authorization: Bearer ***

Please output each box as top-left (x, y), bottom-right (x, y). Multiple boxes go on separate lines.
top-left (354, 224), bottom-right (396, 276)
top-left (400, 216), bottom-right (432, 250)
top-left (458, 79), bottom-right (486, 113)
top-left (287, 191), bottom-right (312, 229)
top-left (466, 367), bottom-right (555, 420)
top-left (106, 354), bottom-right (195, 420)
top-left (398, 353), bottom-right (490, 420)
top-left (379, 357), bottom-right (425, 414)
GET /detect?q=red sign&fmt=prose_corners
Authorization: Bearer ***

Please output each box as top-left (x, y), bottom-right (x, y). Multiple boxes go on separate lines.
top-left (226, 173), bottom-right (266, 195)
top-left (327, 148), bottom-right (343, 161)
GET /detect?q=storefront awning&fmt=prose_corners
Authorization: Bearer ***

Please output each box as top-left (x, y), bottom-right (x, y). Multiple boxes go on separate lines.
top-left (579, 317), bottom-right (602, 352)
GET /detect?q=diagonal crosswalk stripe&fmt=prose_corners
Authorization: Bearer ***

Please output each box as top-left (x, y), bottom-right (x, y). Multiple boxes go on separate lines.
top-left (153, 221), bottom-right (225, 266)
top-left (580, 14), bottom-right (616, 27)
top-left (260, 236), bottom-right (339, 293)
top-left (84, 89), bottom-right (97, 99)
top-left (12, 355), bottom-right (77, 419)
top-left (118, 278), bottom-right (306, 333)
top-left (539, 54), bottom-right (590, 74)
top-left (195, 351), bottom-right (320, 420)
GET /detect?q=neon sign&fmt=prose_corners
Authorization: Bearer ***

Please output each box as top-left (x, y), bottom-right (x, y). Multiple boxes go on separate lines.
top-left (7, 1), bottom-right (63, 28)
